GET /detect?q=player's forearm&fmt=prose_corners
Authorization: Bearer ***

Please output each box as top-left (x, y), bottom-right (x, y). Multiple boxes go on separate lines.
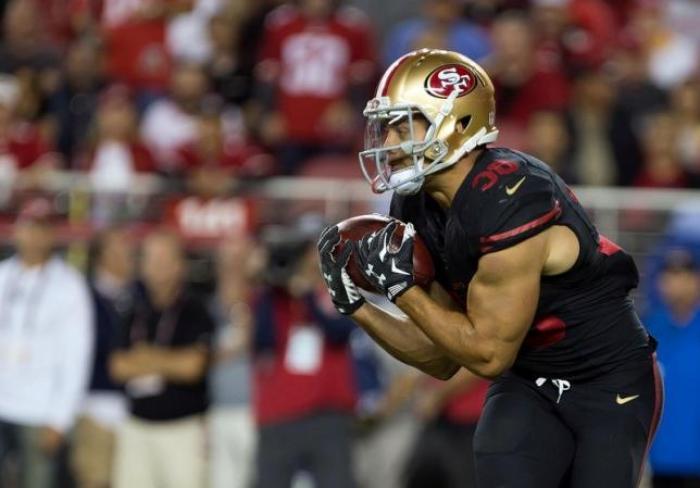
top-left (109, 352), bottom-right (160, 383)
top-left (150, 347), bottom-right (209, 383)
top-left (352, 301), bottom-right (460, 380)
top-left (396, 287), bottom-right (511, 378)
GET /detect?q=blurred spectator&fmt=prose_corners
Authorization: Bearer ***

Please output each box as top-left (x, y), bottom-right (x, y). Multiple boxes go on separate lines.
top-left (140, 63), bottom-right (209, 173)
top-left (167, 0), bottom-right (226, 64)
top-left (403, 370), bottom-right (489, 488)
top-left (253, 225), bottom-right (357, 488)
top-left (32, 0), bottom-right (79, 48)
top-left (255, 0), bottom-right (376, 174)
top-left (462, 0), bottom-right (529, 26)
top-left (483, 12), bottom-right (569, 132)
top-left (208, 236), bottom-right (256, 488)
top-left (205, 10), bottom-right (253, 107)
top-left (163, 115), bottom-right (260, 242)
top-left (49, 39), bottom-right (105, 165)
top-left (0, 76), bottom-right (58, 190)
top-left (176, 108), bottom-right (275, 181)
top-left (383, 0), bottom-right (491, 68)
top-left (531, 0), bottom-right (616, 74)
top-left (80, 86), bottom-right (156, 193)
top-left (566, 67), bottom-right (617, 186)
top-left (0, 0), bottom-right (61, 96)
top-left (645, 249), bottom-right (700, 487)
top-left (634, 112), bottom-right (689, 188)
top-left (0, 197), bottom-right (93, 488)
top-left (164, 191), bottom-right (255, 242)
top-left (608, 40), bottom-right (668, 186)
top-left (235, 0), bottom-right (285, 107)
top-left (670, 79), bottom-right (700, 182)
top-left (109, 230), bottom-right (214, 488)
top-left (73, 0), bottom-right (192, 97)
top-left (526, 110), bottom-right (571, 179)
top-left (665, 0), bottom-right (700, 44)
top-left (624, 1), bottom-right (699, 90)
top-left (71, 227), bottom-right (134, 488)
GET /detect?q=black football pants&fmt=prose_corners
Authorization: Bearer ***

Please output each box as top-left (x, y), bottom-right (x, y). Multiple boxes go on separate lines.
top-left (473, 355), bottom-right (663, 488)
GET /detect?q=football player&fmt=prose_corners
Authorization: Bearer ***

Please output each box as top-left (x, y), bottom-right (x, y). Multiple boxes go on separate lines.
top-left (318, 49), bottom-right (663, 487)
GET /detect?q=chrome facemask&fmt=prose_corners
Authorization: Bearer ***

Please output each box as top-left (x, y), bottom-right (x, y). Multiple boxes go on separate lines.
top-left (358, 94), bottom-right (457, 195)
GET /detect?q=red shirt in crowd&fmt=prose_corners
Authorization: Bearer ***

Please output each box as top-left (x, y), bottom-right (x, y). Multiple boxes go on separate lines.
top-left (164, 195), bottom-right (255, 241)
top-left (493, 69), bottom-right (570, 128)
top-left (175, 138), bottom-right (275, 178)
top-left (80, 141), bottom-right (156, 173)
top-left (634, 168), bottom-right (689, 189)
top-left (535, 0), bottom-right (617, 72)
top-left (253, 288), bottom-right (357, 425)
top-left (72, 0), bottom-right (173, 91)
top-left (257, 5), bottom-right (375, 144)
top-left (0, 122), bottom-right (54, 169)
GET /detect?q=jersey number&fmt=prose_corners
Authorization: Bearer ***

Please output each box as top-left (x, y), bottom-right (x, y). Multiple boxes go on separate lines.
top-left (471, 160), bottom-right (519, 191)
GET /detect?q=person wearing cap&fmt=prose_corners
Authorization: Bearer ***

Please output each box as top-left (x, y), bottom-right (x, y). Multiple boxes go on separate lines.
top-left (0, 197), bottom-right (94, 488)
top-left (645, 249), bottom-right (700, 487)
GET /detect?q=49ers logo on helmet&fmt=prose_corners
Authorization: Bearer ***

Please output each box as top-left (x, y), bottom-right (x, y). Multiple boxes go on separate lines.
top-left (424, 64), bottom-right (477, 98)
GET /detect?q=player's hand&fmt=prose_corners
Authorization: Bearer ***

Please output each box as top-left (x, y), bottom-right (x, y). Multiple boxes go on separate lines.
top-left (317, 225), bottom-right (365, 315)
top-left (355, 221), bottom-right (415, 302)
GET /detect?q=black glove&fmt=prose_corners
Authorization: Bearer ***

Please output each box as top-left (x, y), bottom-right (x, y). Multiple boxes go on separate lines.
top-left (317, 225), bottom-right (365, 315)
top-left (355, 221), bottom-right (416, 302)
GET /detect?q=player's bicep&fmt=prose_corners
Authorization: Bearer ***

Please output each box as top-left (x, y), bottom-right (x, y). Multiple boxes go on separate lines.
top-left (466, 233), bottom-right (548, 368)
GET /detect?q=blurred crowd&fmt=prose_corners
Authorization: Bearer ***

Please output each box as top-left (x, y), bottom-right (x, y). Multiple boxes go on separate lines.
top-left (0, 199), bottom-right (492, 488)
top-left (0, 197), bottom-right (699, 488)
top-left (0, 0), bottom-right (700, 488)
top-left (0, 0), bottom-right (697, 196)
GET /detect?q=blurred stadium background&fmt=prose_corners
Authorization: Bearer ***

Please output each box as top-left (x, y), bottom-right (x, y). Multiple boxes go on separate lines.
top-left (0, 0), bottom-right (699, 487)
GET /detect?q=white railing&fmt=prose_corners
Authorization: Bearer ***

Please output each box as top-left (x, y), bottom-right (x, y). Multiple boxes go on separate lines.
top-left (6, 172), bottom-right (700, 259)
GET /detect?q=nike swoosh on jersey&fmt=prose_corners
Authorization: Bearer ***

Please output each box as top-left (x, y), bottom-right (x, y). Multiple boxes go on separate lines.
top-left (505, 176), bottom-right (526, 196)
top-left (616, 394), bottom-right (640, 405)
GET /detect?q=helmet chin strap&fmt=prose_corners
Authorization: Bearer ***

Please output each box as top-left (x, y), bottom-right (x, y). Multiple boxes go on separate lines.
top-left (389, 165), bottom-right (425, 195)
top-left (424, 127), bottom-right (499, 176)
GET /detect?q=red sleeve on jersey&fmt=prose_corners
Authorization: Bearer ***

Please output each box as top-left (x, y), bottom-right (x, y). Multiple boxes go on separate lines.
top-left (597, 235), bottom-right (622, 256)
top-left (467, 164), bottom-right (561, 254)
top-left (480, 201), bottom-right (562, 253)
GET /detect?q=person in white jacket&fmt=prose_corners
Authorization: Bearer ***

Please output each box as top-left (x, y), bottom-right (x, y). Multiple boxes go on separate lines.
top-left (0, 197), bottom-right (93, 488)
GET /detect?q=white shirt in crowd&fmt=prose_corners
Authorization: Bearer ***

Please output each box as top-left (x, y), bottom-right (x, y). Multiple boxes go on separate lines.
top-left (140, 100), bottom-right (198, 171)
top-left (0, 256), bottom-right (94, 432)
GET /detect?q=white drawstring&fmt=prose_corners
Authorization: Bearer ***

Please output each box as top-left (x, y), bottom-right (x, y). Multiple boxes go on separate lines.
top-left (551, 379), bottom-right (571, 404)
top-left (535, 377), bottom-right (572, 404)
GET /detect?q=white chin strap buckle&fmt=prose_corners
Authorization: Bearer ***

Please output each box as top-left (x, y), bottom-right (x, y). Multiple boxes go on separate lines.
top-left (389, 167), bottom-right (424, 195)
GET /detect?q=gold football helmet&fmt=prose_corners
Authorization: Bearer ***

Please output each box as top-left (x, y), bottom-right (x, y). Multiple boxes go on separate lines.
top-left (359, 49), bottom-right (498, 195)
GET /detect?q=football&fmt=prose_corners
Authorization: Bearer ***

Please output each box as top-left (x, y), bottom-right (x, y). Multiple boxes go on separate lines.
top-left (334, 214), bottom-right (435, 292)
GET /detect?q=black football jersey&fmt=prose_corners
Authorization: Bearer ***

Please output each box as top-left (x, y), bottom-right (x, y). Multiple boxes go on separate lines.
top-left (390, 147), bottom-right (652, 381)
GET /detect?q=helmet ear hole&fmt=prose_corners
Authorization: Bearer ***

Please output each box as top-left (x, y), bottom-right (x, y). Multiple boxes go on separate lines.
top-left (457, 115), bottom-right (472, 134)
